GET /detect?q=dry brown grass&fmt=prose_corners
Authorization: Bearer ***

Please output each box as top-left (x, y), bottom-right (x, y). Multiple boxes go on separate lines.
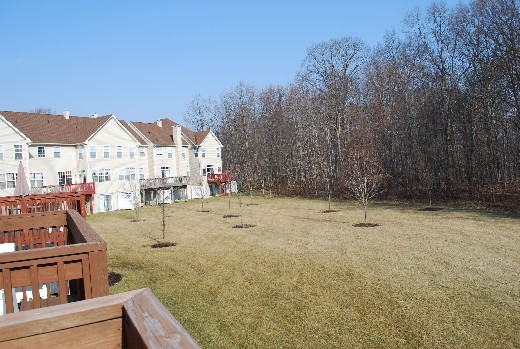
top-left (88, 195), bottom-right (520, 348)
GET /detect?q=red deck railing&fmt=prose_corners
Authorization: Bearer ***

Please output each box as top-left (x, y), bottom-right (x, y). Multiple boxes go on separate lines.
top-left (207, 172), bottom-right (235, 183)
top-left (0, 193), bottom-right (86, 218)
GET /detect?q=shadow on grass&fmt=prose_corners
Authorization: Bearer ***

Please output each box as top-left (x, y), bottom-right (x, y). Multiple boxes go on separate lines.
top-left (233, 224), bottom-right (256, 228)
top-left (223, 214), bottom-right (239, 218)
top-left (151, 241), bottom-right (177, 248)
top-left (353, 223), bottom-right (380, 228)
top-left (108, 272), bottom-right (123, 286)
top-left (418, 207), bottom-right (443, 212)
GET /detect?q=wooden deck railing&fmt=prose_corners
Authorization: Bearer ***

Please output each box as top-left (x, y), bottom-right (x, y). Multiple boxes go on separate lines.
top-left (207, 172), bottom-right (235, 183)
top-left (0, 288), bottom-right (200, 348)
top-left (140, 176), bottom-right (190, 189)
top-left (0, 193), bottom-right (86, 218)
top-left (0, 210), bottom-right (108, 314)
top-left (31, 182), bottom-right (96, 195)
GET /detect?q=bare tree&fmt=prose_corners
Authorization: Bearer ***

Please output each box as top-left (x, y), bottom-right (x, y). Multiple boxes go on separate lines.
top-left (31, 107), bottom-right (55, 114)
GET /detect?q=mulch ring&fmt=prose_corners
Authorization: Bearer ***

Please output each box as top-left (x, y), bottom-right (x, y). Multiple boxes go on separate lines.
top-left (321, 210), bottom-right (339, 213)
top-left (353, 223), bottom-right (380, 228)
top-left (223, 214), bottom-right (240, 218)
top-left (233, 224), bottom-right (256, 229)
top-left (151, 241), bottom-right (177, 248)
top-left (108, 272), bottom-right (123, 286)
top-left (418, 207), bottom-right (443, 211)
top-left (198, 210), bottom-right (211, 213)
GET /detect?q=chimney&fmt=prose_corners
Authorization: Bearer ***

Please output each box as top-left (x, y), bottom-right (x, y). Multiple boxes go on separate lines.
top-left (92, 112), bottom-right (99, 118)
top-left (64, 110), bottom-right (70, 119)
top-left (156, 120), bottom-right (163, 127)
top-left (174, 125), bottom-right (183, 176)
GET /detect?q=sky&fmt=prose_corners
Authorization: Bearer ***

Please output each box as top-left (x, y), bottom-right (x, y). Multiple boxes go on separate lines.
top-left (1, 1), bottom-right (463, 125)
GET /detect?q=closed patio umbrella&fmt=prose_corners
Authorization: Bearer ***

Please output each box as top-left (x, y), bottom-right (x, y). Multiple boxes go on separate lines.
top-left (14, 161), bottom-right (30, 197)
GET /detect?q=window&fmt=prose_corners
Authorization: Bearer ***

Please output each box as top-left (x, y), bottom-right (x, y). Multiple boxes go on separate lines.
top-left (201, 148), bottom-right (206, 158)
top-left (92, 169), bottom-right (111, 182)
top-left (118, 168), bottom-right (136, 181)
top-left (160, 166), bottom-right (170, 178)
top-left (0, 173), bottom-right (16, 189)
top-left (139, 168), bottom-right (145, 180)
top-left (129, 146), bottom-right (135, 159)
top-left (29, 172), bottom-right (44, 187)
top-left (54, 146), bottom-right (61, 158)
top-left (217, 166), bottom-right (222, 173)
top-left (167, 148), bottom-right (173, 159)
top-left (90, 145), bottom-right (97, 159)
top-left (6, 173), bottom-right (16, 188)
top-left (0, 145), bottom-right (3, 160)
top-left (78, 147), bottom-right (83, 160)
top-left (14, 145), bottom-right (23, 160)
top-left (103, 145), bottom-right (110, 159)
top-left (216, 148), bottom-right (221, 157)
top-left (58, 171), bottom-right (72, 185)
top-left (156, 147), bottom-right (163, 156)
top-left (38, 146), bottom-right (46, 158)
top-left (139, 147), bottom-right (145, 157)
top-left (194, 147), bottom-right (199, 158)
top-left (116, 146), bottom-right (123, 158)
top-left (181, 148), bottom-right (186, 159)
top-left (202, 164), bottom-right (213, 176)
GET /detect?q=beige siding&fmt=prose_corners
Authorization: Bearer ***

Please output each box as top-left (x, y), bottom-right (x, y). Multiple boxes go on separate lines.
top-left (0, 117), bottom-right (30, 196)
top-left (28, 145), bottom-right (77, 186)
top-left (198, 133), bottom-right (223, 174)
top-left (85, 118), bottom-right (141, 196)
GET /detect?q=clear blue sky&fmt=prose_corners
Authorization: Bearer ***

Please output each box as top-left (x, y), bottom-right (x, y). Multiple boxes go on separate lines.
top-left (1, 1), bottom-right (463, 124)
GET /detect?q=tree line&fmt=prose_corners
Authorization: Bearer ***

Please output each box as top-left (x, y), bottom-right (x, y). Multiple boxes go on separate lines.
top-left (184, 0), bottom-right (519, 208)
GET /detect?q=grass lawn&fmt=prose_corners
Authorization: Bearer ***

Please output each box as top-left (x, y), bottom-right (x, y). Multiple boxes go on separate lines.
top-left (88, 195), bottom-right (520, 348)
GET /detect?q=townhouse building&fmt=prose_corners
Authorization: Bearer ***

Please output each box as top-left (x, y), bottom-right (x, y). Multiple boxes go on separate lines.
top-left (0, 110), bottom-right (227, 212)
top-left (127, 118), bottom-right (223, 201)
top-left (0, 111), bottom-right (144, 212)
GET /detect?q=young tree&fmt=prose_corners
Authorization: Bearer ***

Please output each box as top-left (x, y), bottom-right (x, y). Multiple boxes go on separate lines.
top-left (347, 150), bottom-right (386, 225)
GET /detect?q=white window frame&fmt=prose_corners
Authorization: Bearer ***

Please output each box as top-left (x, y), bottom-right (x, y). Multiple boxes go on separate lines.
top-left (0, 144), bottom-right (3, 160)
top-left (156, 147), bottom-right (163, 156)
top-left (160, 166), bottom-right (170, 178)
top-left (129, 146), bottom-right (135, 159)
top-left (58, 171), bottom-right (72, 185)
top-left (116, 145), bottom-right (123, 158)
top-left (38, 146), bottom-right (46, 158)
top-left (29, 172), bottom-right (44, 188)
top-left (78, 147), bottom-right (83, 160)
top-left (201, 148), bottom-right (206, 158)
top-left (92, 169), bottom-right (111, 182)
top-left (14, 144), bottom-right (23, 160)
top-left (118, 168), bottom-right (136, 181)
top-left (0, 173), bottom-right (5, 189)
top-left (216, 148), bottom-right (221, 158)
top-left (139, 147), bottom-right (145, 157)
top-left (54, 146), bottom-right (61, 158)
top-left (181, 148), bottom-right (186, 159)
top-left (139, 168), bottom-right (145, 180)
top-left (6, 173), bottom-right (16, 188)
top-left (167, 148), bottom-right (173, 159)
top-left (90, 145), bottom-right (97, 159)
top-left (103, 145), bottom-right (110, 159)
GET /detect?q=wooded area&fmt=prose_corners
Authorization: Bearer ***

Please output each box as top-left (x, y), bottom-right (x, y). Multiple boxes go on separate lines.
top-left (184, 0), bottom-right (519, 209)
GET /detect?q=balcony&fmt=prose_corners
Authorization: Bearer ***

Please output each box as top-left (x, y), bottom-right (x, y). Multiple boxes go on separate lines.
top-left (0, 210), bottom-right (108, 314)
top-left (0, 193), bottom-right (87, 219)
top-left (31, 182), bottom-right (96, 196)
top-left (139, 176), bottom-right (189, 190)
top-left (207, 172), bottom-right (235, 184)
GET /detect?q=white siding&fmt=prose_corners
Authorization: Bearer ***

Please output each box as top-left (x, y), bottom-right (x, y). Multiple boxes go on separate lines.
top-left (86, 118), bottom-right (141, 196)
top-left (0, 117), bottom-right (30, 197)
